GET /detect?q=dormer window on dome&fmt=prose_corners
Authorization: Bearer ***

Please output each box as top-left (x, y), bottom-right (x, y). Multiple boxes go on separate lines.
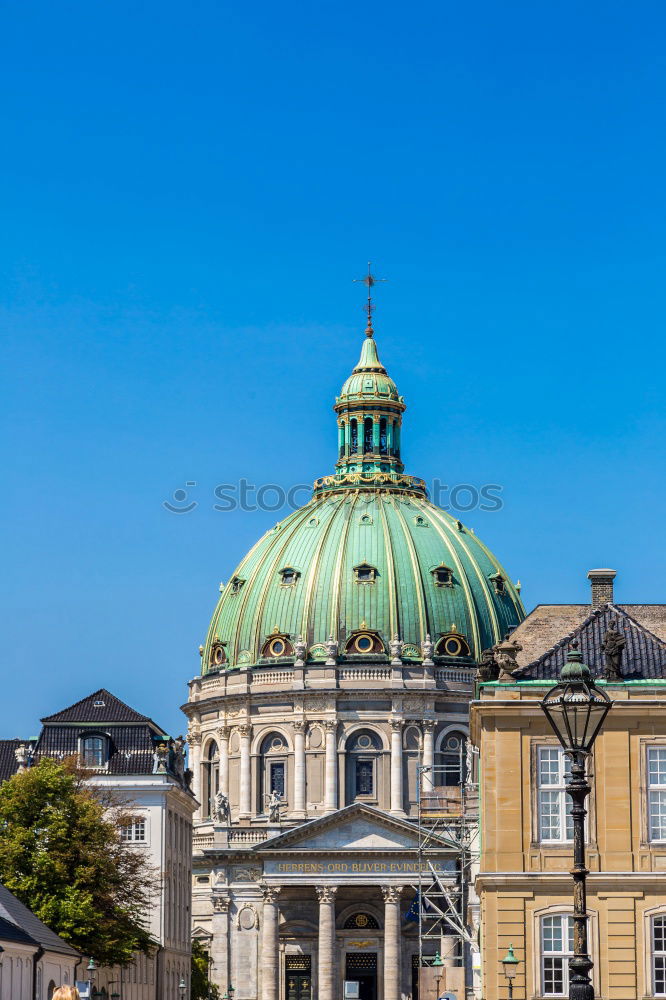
top-left (210, 638), bottom-right (227, 668)
top-left (261, 630), bottom-right (294, 659)
top-left (230, 576), bottom-right (245, 595)
top-left (279, 566), bottom-right (300, 587)
top-left (489, 571), bottom-right (505, 595)
top-left (435, 632), bottom-right (471, 658)
top-left (354, 563), bottom-right (377, 584)
top-left (344, 628), bottom-right (385, 655)
top-left (432, 564), bottom-right (454, 587)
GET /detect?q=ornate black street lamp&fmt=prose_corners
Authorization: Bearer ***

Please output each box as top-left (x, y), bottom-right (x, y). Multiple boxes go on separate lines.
top-left (541, 642), bottom-right (612, 1000)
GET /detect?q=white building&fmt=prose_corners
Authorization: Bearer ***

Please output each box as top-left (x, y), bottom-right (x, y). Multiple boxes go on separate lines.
top-left (7, 688), bottom-right (197, 1000)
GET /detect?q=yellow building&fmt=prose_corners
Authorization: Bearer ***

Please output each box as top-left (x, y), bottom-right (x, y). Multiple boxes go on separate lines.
top-left (471, 570), bottom-right (666, 1000)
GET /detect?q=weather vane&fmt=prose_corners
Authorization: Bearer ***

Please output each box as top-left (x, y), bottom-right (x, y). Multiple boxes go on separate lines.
top-left (353, 261), bottom-right (387, 336)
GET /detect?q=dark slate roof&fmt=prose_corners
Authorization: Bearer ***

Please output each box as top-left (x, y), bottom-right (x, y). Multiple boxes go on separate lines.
top-left (0, 740), bottom-right (22, 783)
top-left (34, 724), bottom-right (158, 775)
top-left (0, 883), bottom-right (80, 956)
top-left (515, 604), bottom-right (666, 681)
top-left (40, 688), bottom-right (161, 727)
top-left (0, 913), bottom-right (38, 946)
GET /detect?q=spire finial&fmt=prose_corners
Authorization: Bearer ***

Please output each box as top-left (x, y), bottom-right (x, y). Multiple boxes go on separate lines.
top-left (353, 261), bottom-right (386, 337)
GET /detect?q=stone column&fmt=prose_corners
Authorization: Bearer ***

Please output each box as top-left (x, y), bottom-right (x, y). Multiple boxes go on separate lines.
top-left (217, 726), bottom-right (230, 800)
top-left (239, 725), bottom-right (252, 819)
top-left (316, 886), bottom-right (337, 1000)
top-left (293, 721), bottom-right (306, 818)
top-left (382, 886), bottom-right (403, 1000)
top-left (422, 720), bottom-right (435, 792)
top-left (186, 729), bottom-right (202, 807)
top-left (390, 720), bottom-right (404, 815)
top-left (324, 721), bottom-right (338, 814)
top-left (210, 895), bottom-right (230, 990)
top-left (261, 886), bottom-right (281, 1000)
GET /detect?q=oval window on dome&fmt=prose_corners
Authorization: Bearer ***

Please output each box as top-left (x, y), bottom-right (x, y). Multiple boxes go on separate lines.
top-left (354, 634), bottom-right (373, 653)
top-left (436, 633), bottom-right (471, 658)
top-left (270, 639), bottom-right (285, 656)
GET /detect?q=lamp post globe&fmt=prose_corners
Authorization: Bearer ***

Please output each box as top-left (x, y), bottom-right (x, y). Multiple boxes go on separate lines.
top-left (501, 944), bottom-right (519, 998)
top-left (541, 642), bottom-right (612, 1000)
top-left (179, 977), bottom-right (187, 997)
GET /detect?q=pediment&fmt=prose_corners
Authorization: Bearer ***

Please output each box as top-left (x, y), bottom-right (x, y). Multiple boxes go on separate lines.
top-left (259, 804), bottom-right (426, 852)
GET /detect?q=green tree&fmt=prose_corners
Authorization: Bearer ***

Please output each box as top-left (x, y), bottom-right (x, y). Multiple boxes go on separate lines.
top-left (191, 939), bottom-right (220, 1000)
top-left (0, 757), bottom-right (158, 965)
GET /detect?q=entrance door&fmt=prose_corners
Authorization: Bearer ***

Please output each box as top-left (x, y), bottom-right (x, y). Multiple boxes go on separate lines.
top-left (345, 952), bottom-right (378, 1000)
top-left (286, 955), bottom-right (312, 1000)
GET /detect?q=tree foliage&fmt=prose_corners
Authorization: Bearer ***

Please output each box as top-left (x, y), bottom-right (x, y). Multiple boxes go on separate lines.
top-left (191, 939), bottom-right (220, 1000)
top-left (0, 757), bottom-right (158, 965)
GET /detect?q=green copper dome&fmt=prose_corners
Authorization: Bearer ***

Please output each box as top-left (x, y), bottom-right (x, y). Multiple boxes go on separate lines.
top-left (200, 317), bottom-right (524, 674)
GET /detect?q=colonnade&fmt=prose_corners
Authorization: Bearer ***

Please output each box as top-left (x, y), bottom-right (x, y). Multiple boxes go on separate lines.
top-left (259, 885), bottom-right (404, 1000)
top-left (190, 719), bottom-right (439, 821)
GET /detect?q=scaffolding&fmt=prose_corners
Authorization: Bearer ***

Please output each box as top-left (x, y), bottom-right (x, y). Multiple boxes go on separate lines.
top-left (414, 742), bottom-right (480, 998)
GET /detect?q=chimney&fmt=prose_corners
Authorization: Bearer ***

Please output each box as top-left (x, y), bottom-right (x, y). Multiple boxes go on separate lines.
top-left (587, 568), bottom-right (616, 608)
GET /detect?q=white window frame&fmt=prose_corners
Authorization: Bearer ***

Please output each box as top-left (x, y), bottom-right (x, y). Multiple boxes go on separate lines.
top-left (120, 816), bottom-right (148, 844)
top-left (537, 746), bottom-right (573, 844)
top-left (648, 747), bottom-right (666, 843)
top-left (653, 914), bottom-right (666, 996)
top-left (80, 734), bottom-right (108, 769)
top-left (541, 913), bottom-right (573, 996)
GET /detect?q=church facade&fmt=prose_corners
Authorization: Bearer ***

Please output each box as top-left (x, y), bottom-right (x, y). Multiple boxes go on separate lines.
top-left (184, 293), bottom-right (524, 1000)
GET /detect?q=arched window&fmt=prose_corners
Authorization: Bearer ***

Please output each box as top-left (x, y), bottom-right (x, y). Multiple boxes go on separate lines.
top-left (379, 417), bottom-right (387, 455)
top-left (201, 741), bottom-right (219, 819)
top-left (651, 913), bottom-right (666, 994)
top-left (260, 732), bottom-right (288, 812)
top-left (346, 730), bottom-right (382, 802)
top-left (350, 419), bottom-right (358, 454)
top-left (436, 731), bottom-right (466, 786)
top-left (81, 734), bottom-right (107, 768)
top-left (363, 417), bottom-right (373, 453)
top-left (48, 983), bottom-right (57, 1000)
top-left (540, 914), bottom-right (574, 995)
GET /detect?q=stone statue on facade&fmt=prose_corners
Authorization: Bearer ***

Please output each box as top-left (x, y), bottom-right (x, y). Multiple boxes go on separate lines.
top-left (421, 634), bottom-right (434, 664)
top-left (14, 744), bottom-right (30, 772)
top-left (465, 740), bottom-right (475, 784)
top-left (477, 647), bottom-right (500, 682)
top-left (602, 619), bottom-right (626, 681)
top-left (325, 634), bottom-right (339, 666)
top-left (267, 790), bottom-right (282, 823)
top-left (153, 742), bottom-right (169, 773)
top-left (172, 735), bottom-right (186, 779)
top-left (493, 634), bottom-right (523, 682)
top-left (294, 635), bottom-right (307, 666)
top-left (214, 790), bottom-right (230, 824)
top-left (390, 634), bottom-right (403, 665)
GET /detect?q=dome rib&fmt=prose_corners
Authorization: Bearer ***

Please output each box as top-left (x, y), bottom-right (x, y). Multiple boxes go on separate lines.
top-left (427, 505), bottom-right (501, 650)
top-left (414, 501), bottom-right (484, 656)
top-left (328, 493), bottom-right (359, 637)
top-left (390, 497), bottom-right (427, 640)
top-left (300, 497), bottom-right (337, 640)
top-left (469, 529), bottom-right (524, 619)
top-left (378, 498), bottom-right (398, 638)
top-left (250, 504), bottom-right (319, 656)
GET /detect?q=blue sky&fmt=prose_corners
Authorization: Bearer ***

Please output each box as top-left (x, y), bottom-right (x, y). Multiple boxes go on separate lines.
top-left (1, 0), bottom-right (665, 738)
